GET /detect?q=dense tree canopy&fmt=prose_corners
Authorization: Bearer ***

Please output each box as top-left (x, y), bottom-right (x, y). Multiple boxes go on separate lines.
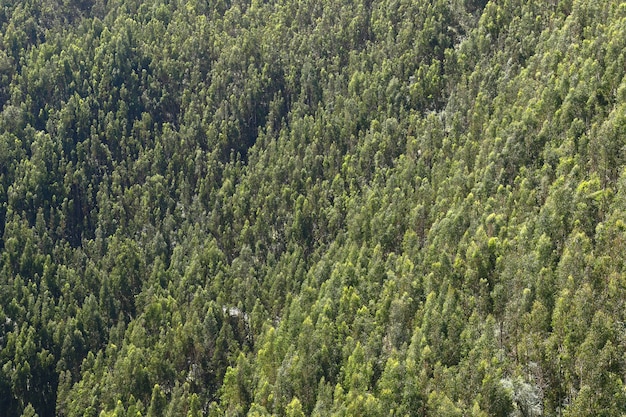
top-left (2, 0), bottom-right (626, 415)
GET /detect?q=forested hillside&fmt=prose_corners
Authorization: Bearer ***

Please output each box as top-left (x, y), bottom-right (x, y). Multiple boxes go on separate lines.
top-left (2, 0), bottom-right (626, 415)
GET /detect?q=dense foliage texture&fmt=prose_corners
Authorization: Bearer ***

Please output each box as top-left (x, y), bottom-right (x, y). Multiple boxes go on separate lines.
top-left (2, 0), bottom-right (626, 415)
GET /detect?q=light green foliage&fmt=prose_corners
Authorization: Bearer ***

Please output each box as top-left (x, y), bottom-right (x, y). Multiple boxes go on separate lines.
top-left (2, 0), bottom-right (626, 416)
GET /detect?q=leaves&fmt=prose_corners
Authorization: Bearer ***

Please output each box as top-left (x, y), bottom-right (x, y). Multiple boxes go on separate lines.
top-left (2, 0), bottom-right (626, 416)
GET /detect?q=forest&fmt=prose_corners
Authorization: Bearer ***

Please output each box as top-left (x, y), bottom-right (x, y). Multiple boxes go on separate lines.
top-left (2, 0), bottom-right (626, 415)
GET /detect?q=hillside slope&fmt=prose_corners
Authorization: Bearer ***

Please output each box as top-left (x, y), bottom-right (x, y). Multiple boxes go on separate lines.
top-left (2, 0), bottom-right (626, 415)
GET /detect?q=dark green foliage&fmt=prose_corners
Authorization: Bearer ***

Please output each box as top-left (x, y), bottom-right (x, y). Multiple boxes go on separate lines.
top-left (2, 0), bottom-right (626, 416)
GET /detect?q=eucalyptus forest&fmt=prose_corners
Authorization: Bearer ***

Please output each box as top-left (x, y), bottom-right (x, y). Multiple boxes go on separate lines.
top-left (2, 0), bottom-right (626, 415)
